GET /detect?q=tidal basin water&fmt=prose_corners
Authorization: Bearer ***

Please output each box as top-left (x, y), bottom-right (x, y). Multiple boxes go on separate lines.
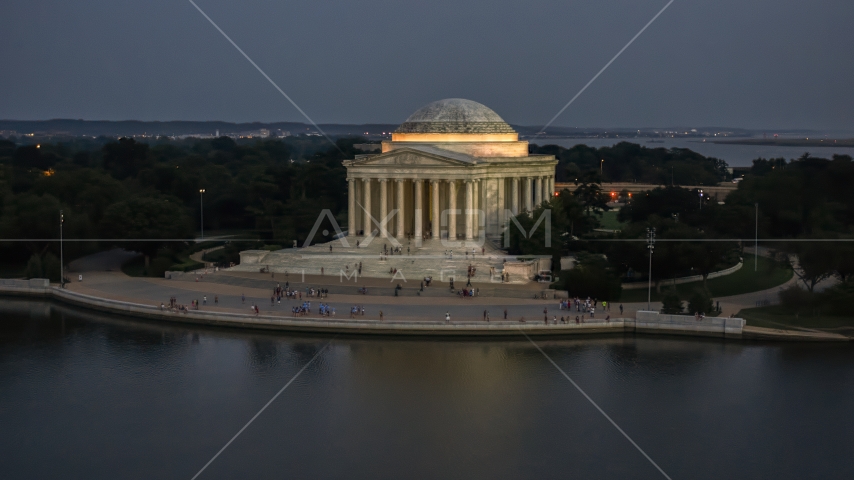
top-left (1, 299), bottom-right (853, 480)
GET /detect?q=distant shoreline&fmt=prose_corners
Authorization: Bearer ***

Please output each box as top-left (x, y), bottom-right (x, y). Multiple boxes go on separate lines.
top-left (711, 138), bottom-right (854, 148)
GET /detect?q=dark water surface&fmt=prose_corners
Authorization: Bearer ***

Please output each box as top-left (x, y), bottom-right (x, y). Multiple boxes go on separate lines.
top-left (1, 299), bottom-right (853, 480)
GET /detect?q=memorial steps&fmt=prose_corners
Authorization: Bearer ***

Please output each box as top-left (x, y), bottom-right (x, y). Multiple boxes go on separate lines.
top-left (230, 237), bottom-right (515, 283)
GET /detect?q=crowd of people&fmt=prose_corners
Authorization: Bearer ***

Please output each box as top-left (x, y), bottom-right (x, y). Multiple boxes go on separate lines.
top-left (291, 301), bottom-right (335, 317)
top-left (558, 297), bottom-right (621, 318)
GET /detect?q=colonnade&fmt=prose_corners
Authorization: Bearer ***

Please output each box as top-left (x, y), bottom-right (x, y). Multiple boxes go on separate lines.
top-left (347, 175), bottom-right (555, 239)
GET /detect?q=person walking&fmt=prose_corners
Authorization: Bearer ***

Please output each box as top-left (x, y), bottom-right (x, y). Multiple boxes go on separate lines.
top-left (241, 293), bottom-right (245, 304)
top-left (214, 295), bottom-right (218, 305)
top-left (619, 304), bottom-right (623, 315)
top-left (445, 312), bottom-right (450, 323)
top-left (203, 295), bottom-right (207, 305)
top-left (379, 310), bottom-right (384, 321)
top-left (504, 308), bottom-right (508, 320)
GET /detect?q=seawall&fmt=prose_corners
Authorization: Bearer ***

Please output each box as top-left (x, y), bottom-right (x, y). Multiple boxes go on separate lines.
top-left (0, 279), bottom-right (845, 341)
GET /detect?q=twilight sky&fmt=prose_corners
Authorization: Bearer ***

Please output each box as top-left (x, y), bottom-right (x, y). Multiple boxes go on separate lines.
top-left (2, 0), bottom-right (852, 130)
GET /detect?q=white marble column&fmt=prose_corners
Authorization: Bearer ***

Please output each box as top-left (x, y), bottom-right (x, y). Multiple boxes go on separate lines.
top-left (431, 180), bottom-right (439, 239)
top-left (511, 177), bottom-right (519, 216)
top-left (534, 177), bottom-right (542, 205)
top-left (448, 180), bottom-right (457, 240)
top-left (496, 177), bottom-right (505, 229)
top-left (464, 180), bottom-right (473, 240)
top-left (472, 179), bottom-right (480, 238)
top-left (548, 176), bottom-right (554, 200)
top-left (347, 179), bottom-right (355, 236)
top-left (414, 179), bottom-right (423, 241)
top-left (524, 177), bottom-right (533, 212)
top-left (379, 179), bottom-right (388, 237)
top-left (395, 179), bottom-right (405, 238)
top-left (362, 178), bottom-right (371, 236)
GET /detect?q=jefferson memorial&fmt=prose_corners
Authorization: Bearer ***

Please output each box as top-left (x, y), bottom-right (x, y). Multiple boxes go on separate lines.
top-left (236, 99), bottom-right (557, 281)
top-left (345, 98), bottom-right (557, 243)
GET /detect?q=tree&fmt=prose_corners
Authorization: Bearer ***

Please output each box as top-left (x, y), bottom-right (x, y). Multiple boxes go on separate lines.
top-left (101, 138), bottom-right (151, 179)
top-left (0, 193), bottom-right (64, 254)
top-left (687, 288), bottom-right (714, 315)
top-left (573, 170), bottom-right (609, 218)
top-left (783, 240), bottom-right (835, 293)
top-left (99, 195), bottom-right (194, 264)
top-left (24, 252), bottom-right (61, 281)
top-left (679, 235), bottom-right (738, 288)
top-left (661, 289), bottom-right (684, 314)
top-left (557, 254), bottom-right (622, 301)
top-left (504, 200), bottom-right (563, 258)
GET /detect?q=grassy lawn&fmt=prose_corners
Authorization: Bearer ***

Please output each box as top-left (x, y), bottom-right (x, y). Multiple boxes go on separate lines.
top-left (738, 305), bottom-right (854, 330)
top-left (598, 211), bottom-right (625, 231)
top-left (619, 254), bottom-right (793, 302)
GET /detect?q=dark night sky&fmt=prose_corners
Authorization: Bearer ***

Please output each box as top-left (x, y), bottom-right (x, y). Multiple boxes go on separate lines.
top-left (2, 0), bottom-right (852, 130)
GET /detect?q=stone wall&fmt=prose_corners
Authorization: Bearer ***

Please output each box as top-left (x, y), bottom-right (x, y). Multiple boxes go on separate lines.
top-left (635, 310), bottom-right (744, 337)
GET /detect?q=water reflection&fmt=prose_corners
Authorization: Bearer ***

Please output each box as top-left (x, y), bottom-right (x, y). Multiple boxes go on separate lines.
top-left (1, 299), bottom-right (852, 480)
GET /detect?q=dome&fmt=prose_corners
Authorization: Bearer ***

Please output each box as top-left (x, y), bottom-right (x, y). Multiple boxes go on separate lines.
top-left (395, 99), bottom-right (516, 134)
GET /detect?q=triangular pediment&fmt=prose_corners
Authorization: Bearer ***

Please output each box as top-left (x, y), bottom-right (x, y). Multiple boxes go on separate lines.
top-left (350, 147), bottom-right (473, 167)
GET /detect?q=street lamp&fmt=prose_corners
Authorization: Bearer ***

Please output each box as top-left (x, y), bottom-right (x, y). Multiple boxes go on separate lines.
top-left (199, 189), bottom-right (205, 239)
top-left (646, 227), bottom-right (655, 311)
top-left (60, 210), bottom-right (64, 288)
top-left (698, 189), bottom-right (704, 210)
top-left (600, 159), bottom-right (604, 177)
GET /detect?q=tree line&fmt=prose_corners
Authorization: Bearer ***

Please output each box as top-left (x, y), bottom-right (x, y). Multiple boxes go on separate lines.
top-left (506, 151), bottom-right (854, 309)
top-left (0, 136), bottom-right (357, 279)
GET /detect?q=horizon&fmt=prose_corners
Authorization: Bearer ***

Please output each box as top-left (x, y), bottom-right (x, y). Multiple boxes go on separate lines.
top-left (0, 117), bottom-right (847, 136)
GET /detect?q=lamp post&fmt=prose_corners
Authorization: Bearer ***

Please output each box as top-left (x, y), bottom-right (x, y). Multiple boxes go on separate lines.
top-left (646, 227), bottom-right (655, 311)
top-left (755, 202), bottom-right (758, 272)
top-left (59, 210), bottom-right (64, 288)
top-left (698, 189), bottom-right (704, 210)
top-left (199, 189), bottom-right (205, 239)
top-left (600, 159), bottom-right (604, 177)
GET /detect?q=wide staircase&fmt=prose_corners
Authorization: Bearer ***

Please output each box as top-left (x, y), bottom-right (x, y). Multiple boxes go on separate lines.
top-left (229, 237), bottom-right (518, 284)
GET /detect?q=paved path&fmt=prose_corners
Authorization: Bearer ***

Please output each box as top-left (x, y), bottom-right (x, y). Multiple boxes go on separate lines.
top-left (60, 248), bottom-right (835, 332)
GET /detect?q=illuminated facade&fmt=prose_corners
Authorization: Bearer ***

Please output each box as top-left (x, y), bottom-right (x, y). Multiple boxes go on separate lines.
top-left (344, 99), bottom-right (557, 242)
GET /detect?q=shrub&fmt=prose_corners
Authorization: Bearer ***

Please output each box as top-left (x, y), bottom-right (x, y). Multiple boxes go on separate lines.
top-left (560, 263), bottom-right (622, 301)
top-left (687, 288), bottom-right (714, 315)
top-left (24, 252), bottom-right (61, 282)
top-left (661, 289), bottom-right (684, 314)
top-left (149, 256), bottom-right (174, 277)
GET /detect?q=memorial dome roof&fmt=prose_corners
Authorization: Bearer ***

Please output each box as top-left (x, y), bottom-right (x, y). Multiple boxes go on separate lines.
top-left (394, 99), bottom-right (516, 134)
